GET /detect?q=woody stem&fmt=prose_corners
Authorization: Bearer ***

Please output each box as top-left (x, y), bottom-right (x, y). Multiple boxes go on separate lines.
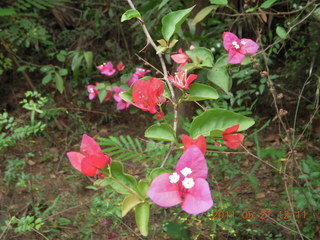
top-left (126, 0), bottom-right (179, 167)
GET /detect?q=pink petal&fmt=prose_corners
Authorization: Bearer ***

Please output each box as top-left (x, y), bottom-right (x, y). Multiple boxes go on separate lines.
top-left (223, 134), bottom-right (244, 149)
top-left (175, 145), bottom-right (207, 179)
top-left (171, 49), bottom-right (189, 64)
top-left (127, 74), bottom-right (139, 87)
top-left (240, 38), bottom-right (259, 54)
top-left (222, 32), bottom-right (240, 52)
top-left (81, 156), bottom-right (99, 176)
top-left (228, 49), bottom-right (246, 64)
top-left (80, 134), bottom-right (103, 156)
top-left (147, 173), bottom-right (182, 207)
top-left (89, 93), bottom-right (96, 100)
top-left (182, 135), bottom-right (206, 154)
top-left (186, 74), bottom-right (198, 88)
top-left (87, 154), bottom-right (110, 169)
top-left (181, 178), bottom-right (213, 214)
top-left (117, 100), bottom-right (129, 110)
top-left (66, 152), bottom-right (85, 172)
top-left (223, 124), bottom-right (240, 135)
top-left (176, 62), bottom-right (188, 71)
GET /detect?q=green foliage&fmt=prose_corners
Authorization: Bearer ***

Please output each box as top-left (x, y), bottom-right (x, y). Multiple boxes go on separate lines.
top-left (161, 6), bottom-right (195, 42)
top-left (98, 135), bottom-right (168, 163)
top-left (3, 157), bottom-right (42, 189)
top-left (183, 83), bottom-right (219, 102)
top-left (145, 123), bottom-right (176, 142)
top-left (190, 108), bottom-right (255, 138)
top-left (121, 9), bottom-right (142, 22)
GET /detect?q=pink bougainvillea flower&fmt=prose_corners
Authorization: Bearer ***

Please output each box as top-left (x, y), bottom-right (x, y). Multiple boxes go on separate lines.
top-left (117, 62), bottom-right (125, 71)
top-left (87, 84), bottom-right (99, 100)
top-left (147, 145), bottom-right (213, 215)
top-left (127, 68), bottom-right (151, 87)
top-left (168, 70), bottom-right (198, 90)
top-left (222, 32), bottom-right (259, 64)
top-left (97, 61), bottom-right (116, 76)
top-left (222, 124), bottom-right (244, 149)
top-left (132, 77), bottom-right (164, 114)
top-left (87, 83), bottom-right (113, 102)
top-left (171, 48), bottom-right (190, 71)
top-left (182, 134), bottom-right (206, 154)
top-left (66, 134), bottom-right (111, 176)
top-left (113, 86), bottom-right (130, 110)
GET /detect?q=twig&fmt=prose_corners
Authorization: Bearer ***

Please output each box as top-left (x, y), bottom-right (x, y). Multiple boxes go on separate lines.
top-left (126, 0), bottom-right (178, 167)
top-left (32, 228), bottom-right (50, 240)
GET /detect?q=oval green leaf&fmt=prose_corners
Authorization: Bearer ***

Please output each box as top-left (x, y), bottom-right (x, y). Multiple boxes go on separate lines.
top-left (110, 161), bottom-right (138, 194)
top-left (121, 9), bottom-right (141, 22)
top-left (184, 83), bottom-right (219, 101)
top-left (186, 47), bottom-right (214, 67)
top-left (161, 6), bottom-right (195, 42)
top-left (207, 66), bottom-right (231, 92)
top-left (145, 124), bottom-right (176, 142)
top-left (276, 26), bottom-right (287, 39)
top-left (190, 108), bottom-right (255, 138)
top-left (260, 0), bottom-right (277, 9)
top-left (192, 5), bottom-right (217, 26)
top-left (122, 194), bottom-right (142, 217)
top-left (135, 203), bottom-right (150, 237)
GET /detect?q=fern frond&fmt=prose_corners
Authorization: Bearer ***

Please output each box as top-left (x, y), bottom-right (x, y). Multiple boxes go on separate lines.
top-left (11, 0), bottom-right (69, 11)
top-left (98, 136), bottom-right (169, 163)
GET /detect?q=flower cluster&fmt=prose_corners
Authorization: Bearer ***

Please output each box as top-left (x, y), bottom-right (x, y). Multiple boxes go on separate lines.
top-left (67, 134), bottom-right (111, 176)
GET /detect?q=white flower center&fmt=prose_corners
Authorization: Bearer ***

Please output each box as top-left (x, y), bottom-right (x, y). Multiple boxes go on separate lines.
top-left (169, 172), bottom-right (180, 183)
top-left (232, 41), bottom-right (237, 46)
top-left (241, 40), bottom-right (246, 45)
top-left (180, 167), bottom-right (192, 177)
top-left (234, 44), bottom-right (240, 49)
top-left (182, 177), bottom-right (195, 189)
top-left (89, 88), bottom-right (94, 93)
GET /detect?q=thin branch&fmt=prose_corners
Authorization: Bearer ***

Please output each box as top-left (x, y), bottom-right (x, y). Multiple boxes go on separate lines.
top-left (126, 0), bottom-right (178, 167)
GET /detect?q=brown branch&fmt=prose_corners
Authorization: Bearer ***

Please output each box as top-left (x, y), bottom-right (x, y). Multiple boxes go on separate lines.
top-left (125, 0), bottom-right (178, 167)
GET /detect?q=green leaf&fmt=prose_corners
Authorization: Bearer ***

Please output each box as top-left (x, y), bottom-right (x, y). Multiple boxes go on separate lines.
top-left (71, 53), bottom-right (83, 71)
top-left (260, 0), bottom-right (277, 9)
top-left (207, 66), bottom-right (231, 92)
top-left (121, 9), bottom-right (141, 22)
top-left (59, 68), bottom-right (68, 76)
top-left (110, 161), bottom-right (138, 194)
top-left (245, 7), bottom-right (258, 13)
top-left (42, 73), bottom-right (52, 84)
top-left (192, 5), bottom-right (217, 25)
top-left (54, 72), bottom-right (64, 94)
top-left (0, 8), bottom-right (16, 16)
top-left (84, 51), bottom-right (93, 74)
top-left (168, 39), bottom-right (179, 49)
top-left (149, 168), bottom-right (171, 181)
top-left (156, 45), bottom-right (167, 54)
top-left (190, 108), bottom-right (255, 138)
top-left (98, 90), bottom-right (107, 103)
top-left (135, 203), bottom-right (150, 237)
top-left (209, 0), bottom-right (228, 5)
top-left (314, 7), bottom-right (320, 21)
top-left (161, 6), bottom-right (195, 42)
top-left (214, 55), bottom-right (229, 67)
top-left (137, 180), bottom-right (150, 198)
top-left (145, 124), bottom-right (176, 142)
top-left (184, 83), bottom-right (219, 101)
top-left (276, 26), bottom-right (287, 39)
top-left (122, 194), bottom-right (142, 217)
top-left (157, 39), bottom-right (167, 47)
top-left (186, 47), bottom-right (214, 67)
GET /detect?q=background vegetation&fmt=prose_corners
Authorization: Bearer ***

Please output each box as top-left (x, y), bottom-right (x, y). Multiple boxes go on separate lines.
top-left (0, 0), bottom-right (319, 239)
